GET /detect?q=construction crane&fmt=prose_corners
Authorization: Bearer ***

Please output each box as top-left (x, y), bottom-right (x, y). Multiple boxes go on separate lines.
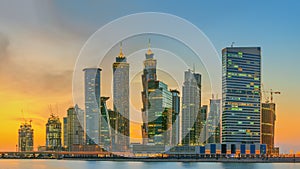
top-left (263, 89), bottom-right (281, 103)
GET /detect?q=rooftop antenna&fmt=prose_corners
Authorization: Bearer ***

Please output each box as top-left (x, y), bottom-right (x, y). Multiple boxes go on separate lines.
top-left (193, 64), bottom-right (195, 73)
top-left (212, 94), bottom-right (215, 99)
top-left (49, 104), bottom-right (54, 117)
top-left (148, 38), bottom-right (151, 49)
top-left (231, 42), bottom-right (235, 47)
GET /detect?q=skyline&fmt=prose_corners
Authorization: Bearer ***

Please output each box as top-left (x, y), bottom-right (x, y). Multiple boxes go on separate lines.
top-left (0, 0), bottom-right (300, 153)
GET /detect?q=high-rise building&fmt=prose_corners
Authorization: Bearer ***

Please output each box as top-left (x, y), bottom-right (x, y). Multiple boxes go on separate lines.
top-left (64, 105), bottom-right (85, 150)
top-left (99, 97), bottom-right (113, 151)
top-left (206, 97), bottom-right (221, 143)
top-left (199, 105), bottom-right (208, 143)
top-left (141, 42), bottom-right (157, 145)
top-left (181, 69), bottom-right (201, 145)
top-left (170, 89), bottom-right (180, 146)
top-left (18, 121), bottom-right (34, 152)
top-left (141, 42), bottom-right (172, 145)
top-left (222, 47), bottom-right (261, 144)
top-left (146, 80), bottom-right (172, 145)
top-left (261, 102), bottom-right (276, 155)
top-left (46, 114), bottom-right (62, 151)
top-left (83, 68), bottom-right (101, 145)
top-left (113, 43), bottom-right (130, 151)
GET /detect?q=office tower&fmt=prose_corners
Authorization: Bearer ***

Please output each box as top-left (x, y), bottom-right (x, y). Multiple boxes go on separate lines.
top-left (199, 105), bottom-right (208, 143)
top-left (83, 68), bottom-right (101, 145)
top-left (113, 43), bottom-right (130, 151)
top-left (222, 47), bottom-right (261, 144)
top-left (141, 41), bottom-right (157, 145)
top-left (146, 80), bottom-right (172, 145)
top-left (170, 89), bottom-right (180, 145)
top-left (64, 105), bottom-right (85, 150)
top-left (99, 97), bottom-right (113, 151)
top-left (261, 102), bottom-right (276, 155)
top-left (18, 121), bottom-right (34, 152)
top-left (206, 96), bottom-right (221, 143)
top-left (46, 114), bottom-right (62, 151)
top-left (193, 73), bottom-right (202, 144)
top-left (181, 69), bottom-right (201, 145)
top-left (141, 42), bottom-right (172, 145)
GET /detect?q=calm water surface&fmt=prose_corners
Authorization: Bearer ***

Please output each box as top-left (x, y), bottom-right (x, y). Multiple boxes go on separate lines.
top-left (0, 160), bottom-right (299, 169)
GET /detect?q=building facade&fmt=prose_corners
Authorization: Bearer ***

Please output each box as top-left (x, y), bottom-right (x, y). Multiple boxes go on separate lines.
top-left (261, 102), bottom-right (276, 155)
top-left (64, 105), bottom-right (85, 150)
top-left (181, 69), bottom-right (201, 145)
top-left (222, 47), bottom-right (261, 144)
top-left (141, 44), bottom-right (173, 145)
top-left (206, 97), bottom-right (221, 143)
top-left (83, 68), bottom-right (101, 145)
top-left (170, 89), bottom-right (180, 146)
top-left (18, 121), bottom-right (34, 152)
top-left (113, 44), bottom-right (130, 151)
top-left (99, 97), bottom-right (113, 151)
top-left (46, 114), bottom-right (62, 151)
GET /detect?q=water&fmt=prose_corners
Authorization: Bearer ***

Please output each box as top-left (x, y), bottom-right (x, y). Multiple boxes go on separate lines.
top-left (0, 160), bottom-right (299, 169)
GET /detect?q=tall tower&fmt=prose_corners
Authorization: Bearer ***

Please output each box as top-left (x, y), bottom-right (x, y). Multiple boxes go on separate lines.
top-left (206, 96), bottom-right (221, 143)
top-left (46, 113), bottom-right (62, 151)
top-left (222, 47), bottom-right (261, 144)
top-left (141, 39), bottom-right (157, 145)
top-left (170, 89), bottom-right (180, 146)
top-left (18, 121), bottom-right (34, 152)
top-left (83, 68), bottom-right (101, 145)
top-left (141, 40), bottom-right (172, 145)
top-left (181, 69), bottom-right (201, 145)
top-left (64, 105), bottom-right (85, 151)
top-left (261, 102), bottom-right (276, 155)
top-left (99, 97), bottom-right (113, 151)
top-left (113, 43), bottom-right (130, 151)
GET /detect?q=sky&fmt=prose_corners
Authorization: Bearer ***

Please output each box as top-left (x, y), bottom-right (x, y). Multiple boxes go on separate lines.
top-left (0, 0), bottom-right (299, 153)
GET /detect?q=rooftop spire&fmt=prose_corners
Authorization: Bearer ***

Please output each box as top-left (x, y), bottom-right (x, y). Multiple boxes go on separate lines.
top-left (118, 41), bottom-right (125, 58)
top-left (147, 38), bottom-right (153, 55)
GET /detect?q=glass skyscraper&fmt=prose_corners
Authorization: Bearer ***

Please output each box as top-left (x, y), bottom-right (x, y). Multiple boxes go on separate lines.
top-left (181, 69), bottom-right (201, 145)
top-left (206, 97), bottom-right (221, 143)
top-left (222, 47), bottom-right (261, 144)
top-left (141, 43), bottom-right (172, 145)
top-left (113, 44), bottom-right (130, 151)
top-left (170, 89), bottom-right (180, 146)
top-left (64, 105), bottom-right (85, 150)
top-left (83, 68), bottom-right (101, 145)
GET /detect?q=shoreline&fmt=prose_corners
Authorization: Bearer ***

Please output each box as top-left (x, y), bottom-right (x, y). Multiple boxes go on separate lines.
top-left (1, 157), bottom-right (300, 163)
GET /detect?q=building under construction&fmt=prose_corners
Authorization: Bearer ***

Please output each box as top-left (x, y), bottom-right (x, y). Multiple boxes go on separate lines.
top-left (18, 121), bottom-right (34, 152)
top-left (46, 114), bottom-right (62, 151)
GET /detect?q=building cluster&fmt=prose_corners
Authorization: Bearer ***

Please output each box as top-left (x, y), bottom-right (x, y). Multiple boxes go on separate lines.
top-left (17, 44), bottom-right (279, 156)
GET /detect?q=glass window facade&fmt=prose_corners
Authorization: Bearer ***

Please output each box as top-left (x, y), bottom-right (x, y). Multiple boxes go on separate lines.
top-left (222, 47), bottom-right (261, 144)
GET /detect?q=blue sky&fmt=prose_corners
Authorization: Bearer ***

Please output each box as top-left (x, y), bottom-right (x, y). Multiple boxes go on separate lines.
top-left (0, 0), bottom-right (300, 152)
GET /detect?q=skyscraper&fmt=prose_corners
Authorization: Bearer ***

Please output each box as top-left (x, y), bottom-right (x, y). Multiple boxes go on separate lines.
top-left (18, 121), bottom-right (34, 152)
top-left (83, 68), bottom-right (101, 145)
top-left (170, 89), bottom-right (180, 146)
top-left (181, 69), bottom-right (201, 145)
top-left (141, 42), bottom-right (172, 145)
top-left (261, 102), bottom-right (276, 155)
top-left (206, 97), bottom-right (221, 143)
top-left (99, 96), bottom-right (113, 151)
top-left (113, 43), bottom-right (130, 151)
top-left (222, 47), bottom-right (261, 144)
top-left (64, 105), bottom-right (85, 150)
top-left (46, 114), bottom-right (62, 151)
top-left (141, 41), bottom-right (157, 145)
